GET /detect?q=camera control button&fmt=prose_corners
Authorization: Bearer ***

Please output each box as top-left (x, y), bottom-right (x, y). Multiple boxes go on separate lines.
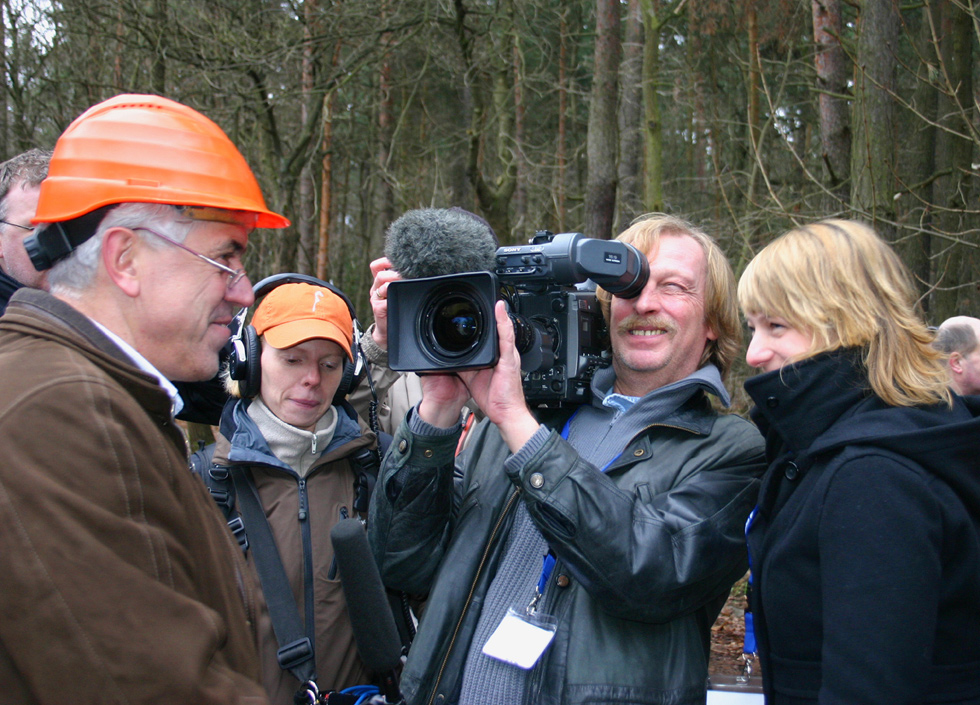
top-left (529, 473), bottom-right (545, 489)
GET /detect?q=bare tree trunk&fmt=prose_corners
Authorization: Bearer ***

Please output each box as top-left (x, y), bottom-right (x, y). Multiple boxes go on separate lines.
top-left (639, 0), bottom-right (687, 214)
top-left (114, 4), bottom-right (124, 92)
top-left (811, 0), bottom-right (850, 204)
top-left (616, 0), bottom-right (643, 233)
top-left (455, 0), bottom-right (516, 239)
top-left (317, 95), bottom-right (334, 281)
top-left (151, 0), bottom-right (167, 94)
top-left (585, 0), bottom-right (621, 240)
top-left (746, 1), bottom-right (762, 205)
top-left (317, 43), bottom-right (342, 282)
top-left (0, 1), bottom-right (7, 157)
top-left (931, 0), bottom-right (977, 318)
top-left (897, 2), bottom-right (941, 307)
top-left (850, 0), bottom-right (900, 239)
top-left (557, 7), bottom-right (569, 233)
top-left (374, 0), bottom-right (395, 244)
top-left (296, 0), bottom-right (317, 275)
top-left (511, 4), bottom-right (527, 241)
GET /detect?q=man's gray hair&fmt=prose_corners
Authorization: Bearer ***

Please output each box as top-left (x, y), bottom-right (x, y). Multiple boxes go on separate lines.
top-left (935, 320), bottom-right (979, 356)
top-left (48, 203), bottom-right (195, 297)
top-left (0, 148), bottom-right (52, 220)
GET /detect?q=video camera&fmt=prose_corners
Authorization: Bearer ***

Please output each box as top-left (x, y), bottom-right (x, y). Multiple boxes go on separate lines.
top-left (387, 231), bottom-right (649, 406)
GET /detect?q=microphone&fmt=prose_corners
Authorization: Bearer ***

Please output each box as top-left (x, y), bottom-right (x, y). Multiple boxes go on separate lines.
top-left (330, 518), bottom-right (403, 704)
top-left (384, 207), bottom-right (498, 279)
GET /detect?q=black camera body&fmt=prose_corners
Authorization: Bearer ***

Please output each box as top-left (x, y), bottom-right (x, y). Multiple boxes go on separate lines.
top-left (387, 231), bottom-right (649, 406)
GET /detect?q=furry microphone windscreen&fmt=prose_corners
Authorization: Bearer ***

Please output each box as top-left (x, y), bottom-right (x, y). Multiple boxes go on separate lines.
top-left (384, 207), bottom-right (499, 279)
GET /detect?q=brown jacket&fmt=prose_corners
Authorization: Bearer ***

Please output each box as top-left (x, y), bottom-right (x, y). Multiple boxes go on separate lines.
top-left (0, 289), bottom-right (267, 705)
top-left (212, 399), bottom-right (378, 705)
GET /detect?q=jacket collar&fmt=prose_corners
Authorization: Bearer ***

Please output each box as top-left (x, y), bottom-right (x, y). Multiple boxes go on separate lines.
top-left (1, 287), bottom-right (177, 426)
top-left (591, 362), bottom-right (732, 408)
top-left (217, 396), bottom-right (366, 472)
top-left (744, 348), bottom-right (870, 456)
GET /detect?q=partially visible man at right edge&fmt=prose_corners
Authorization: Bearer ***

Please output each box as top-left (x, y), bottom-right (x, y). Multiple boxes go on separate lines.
top-left (369, 214), bottom-right (766, 705)
top-left (0, 148), bottom-right (50, 313)
top-left (935, 316), bottom-right (980, 396)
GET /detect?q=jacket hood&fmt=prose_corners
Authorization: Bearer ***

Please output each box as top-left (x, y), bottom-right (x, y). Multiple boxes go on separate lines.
top-left (746, 348), bottom-right (980, 522)
top-left (216, 396), bottom-right (366, 472)
top-left (0, 268), bottom-right (21, 313)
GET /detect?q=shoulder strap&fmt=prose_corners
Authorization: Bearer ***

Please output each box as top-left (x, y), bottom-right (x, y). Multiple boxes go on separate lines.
top-left (230, 467), bottom-right (318, 687)
top-left (189, 443), bottom-right (248, 552)
top-left (339, 399), bottom-right (391, 514)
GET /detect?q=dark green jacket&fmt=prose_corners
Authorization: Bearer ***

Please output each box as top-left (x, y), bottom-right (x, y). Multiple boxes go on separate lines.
top-left (369, 392), bottom-right (765, 705)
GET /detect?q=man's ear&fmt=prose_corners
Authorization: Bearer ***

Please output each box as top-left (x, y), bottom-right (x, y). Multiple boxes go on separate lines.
top-left (101, 227), bottom-right (141, 298)
top-left (949, 351), bottom-right (964, 375)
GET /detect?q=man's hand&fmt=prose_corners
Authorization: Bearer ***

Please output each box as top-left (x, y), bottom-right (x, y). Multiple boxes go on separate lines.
top-left (458, 300), bottom-right (539, 452)
top-left (418, 372), bottom-right (471, 428)
top-left (368, 257), bottom-right (401, 350)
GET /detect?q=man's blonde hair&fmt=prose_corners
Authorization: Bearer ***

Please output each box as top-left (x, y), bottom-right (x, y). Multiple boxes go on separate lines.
top-left (596, 213), bottom-right (742, 381)
top-left (737, 219), bottom-right (951, 408)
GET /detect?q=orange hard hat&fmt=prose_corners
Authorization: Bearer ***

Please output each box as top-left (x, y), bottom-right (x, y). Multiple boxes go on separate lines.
top-left (33, 94), bottom-right (289, 229)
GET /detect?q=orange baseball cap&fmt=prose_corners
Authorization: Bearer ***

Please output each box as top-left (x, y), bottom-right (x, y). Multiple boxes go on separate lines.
top-left (251, 283), bottom-right (353, 359)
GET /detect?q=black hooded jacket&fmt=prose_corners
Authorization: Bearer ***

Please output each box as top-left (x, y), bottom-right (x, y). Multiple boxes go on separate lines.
top-left (0, 269), bottom-right (22, 315)
top-left (744, 349), bottom-right (980, 705)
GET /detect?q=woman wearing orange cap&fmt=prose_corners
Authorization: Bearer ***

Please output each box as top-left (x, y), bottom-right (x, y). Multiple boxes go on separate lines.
top-left (206, 280), bottom-right (386, 705)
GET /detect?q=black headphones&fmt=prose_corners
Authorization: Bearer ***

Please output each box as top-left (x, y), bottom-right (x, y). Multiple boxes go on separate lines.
top-left (227, 273), bottom-right (365, 403)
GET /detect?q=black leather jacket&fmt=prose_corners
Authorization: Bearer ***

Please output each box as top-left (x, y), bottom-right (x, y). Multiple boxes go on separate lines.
top-left (369, 391), bottom-right (765, 705)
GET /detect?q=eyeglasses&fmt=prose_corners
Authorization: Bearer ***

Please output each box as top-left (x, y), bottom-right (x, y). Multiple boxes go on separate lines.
top-left (0, 219), bottom-right (33, 231)
top-left (133, 226), bottom-right (248, 292)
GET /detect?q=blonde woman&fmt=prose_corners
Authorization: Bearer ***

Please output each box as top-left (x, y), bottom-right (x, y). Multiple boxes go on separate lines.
top-left (738, 220), bottom-right (980, 705)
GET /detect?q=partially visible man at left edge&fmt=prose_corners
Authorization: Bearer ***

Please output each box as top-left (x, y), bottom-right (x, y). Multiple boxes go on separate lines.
top-left (0, 147), bottom-right (226, 424)
top-left (0, 94), bottom-right (289, 704)
top-left (0, 148), bottom-right (51, 313)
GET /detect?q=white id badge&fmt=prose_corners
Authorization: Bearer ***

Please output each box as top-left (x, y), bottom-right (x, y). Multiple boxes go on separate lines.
top-left (481, 607), bottom-right (558, 669)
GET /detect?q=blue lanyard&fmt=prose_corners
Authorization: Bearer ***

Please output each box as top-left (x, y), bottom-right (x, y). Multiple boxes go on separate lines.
top-left (538, 553), bottom-right (556, 594)
top-left (742, 507), bottom-right (759, 655)
top-left (528, 552), bottom-right (557, 615)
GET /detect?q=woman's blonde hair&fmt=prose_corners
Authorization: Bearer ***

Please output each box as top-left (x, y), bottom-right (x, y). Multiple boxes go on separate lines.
top-left (738, 219), bottom-right (951, 408)
top-left (596, 213), bottom-right (742, 380)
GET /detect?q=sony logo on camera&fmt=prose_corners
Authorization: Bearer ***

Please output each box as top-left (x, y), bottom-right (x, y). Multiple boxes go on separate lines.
top-left (387, 231), bottom-right (649, 406)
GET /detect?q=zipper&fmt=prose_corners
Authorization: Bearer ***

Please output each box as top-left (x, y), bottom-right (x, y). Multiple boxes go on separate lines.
top-left (297, 476), bottom-right (316, 648)
top-left (427, 487), bottom-right (522, 705)
top-left (298, 478), bottom-right (309, 521)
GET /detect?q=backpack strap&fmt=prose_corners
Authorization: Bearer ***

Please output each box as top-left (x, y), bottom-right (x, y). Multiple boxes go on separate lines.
top-left (338, 399), bottom-right (392, 514)
top-left (189, 442), bottom-right (248, 552)
top-left (231, 467), bottom-right (319, 691)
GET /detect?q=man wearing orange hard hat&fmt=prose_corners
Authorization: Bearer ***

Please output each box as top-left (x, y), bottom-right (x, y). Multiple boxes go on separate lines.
top-left (0, 94), bottom-right (289, 704)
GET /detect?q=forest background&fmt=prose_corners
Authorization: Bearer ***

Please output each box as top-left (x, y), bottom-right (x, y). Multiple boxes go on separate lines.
top-left (3, 0), bottom-right (978, 406)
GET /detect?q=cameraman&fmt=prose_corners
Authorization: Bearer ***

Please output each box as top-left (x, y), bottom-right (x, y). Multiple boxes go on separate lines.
top-left (368, 214), bottom-right (766, 705)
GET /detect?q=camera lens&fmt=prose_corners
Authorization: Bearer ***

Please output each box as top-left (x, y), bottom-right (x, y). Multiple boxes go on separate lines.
top-left (432, 297), bottom-right (481, 353)
top-left (420, 286), bottom-right (489, 360)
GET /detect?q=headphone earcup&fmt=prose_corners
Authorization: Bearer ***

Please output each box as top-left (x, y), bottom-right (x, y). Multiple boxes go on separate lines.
top-left (231, 325), bottom-right (262, 398)
top-left (332, 353), bottom-right (367, 404)
top-left (332, 359), bottom-right (357, 405)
